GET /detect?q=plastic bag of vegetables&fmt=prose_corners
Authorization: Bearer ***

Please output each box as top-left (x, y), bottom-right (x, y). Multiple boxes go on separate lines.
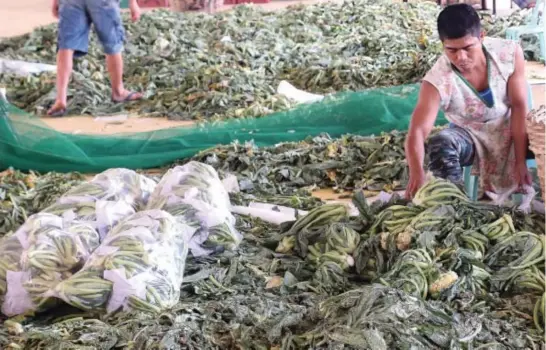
top-left (43, 199), bottom-right (136, 240)
top-left (0, 213), bottom-right (100, 316)
top-left (47, 210), bottom-right (195, 314)
top-left (40, 167), bottom-right (156, 240)
top-left (147, 162), bottom-right (242, 256)
top-left (61, 168), bottom-right (157, 208)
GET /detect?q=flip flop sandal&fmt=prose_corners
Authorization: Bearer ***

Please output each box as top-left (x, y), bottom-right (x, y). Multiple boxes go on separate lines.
top-left (112, 91), bottom-right (142, 103)
top-left (47, 108), bottom-right (67, 117)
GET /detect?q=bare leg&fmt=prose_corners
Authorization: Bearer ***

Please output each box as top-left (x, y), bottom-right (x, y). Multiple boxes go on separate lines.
top-left (47, 49), bottom-right (74, 115)
top-left (106, 53), bottom-right (142, 102)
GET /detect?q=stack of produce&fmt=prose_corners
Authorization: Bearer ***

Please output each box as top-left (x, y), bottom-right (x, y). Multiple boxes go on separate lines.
top-left (356, 179), bottom-right (544, 328)
top-left (275, 204), bottom-right (357, 292)
top-left (0, 170), bottom-right (544, 348)
top-left (0, 213), bottom-right (100, 316)
top-left (191, 131), bottom-right (411, 194)
top-left (0, 168), bottom-right (157, 316)
top-left (48, 210), bottom-right (193, 313)
top-left (147, 161), bottom-right (242, 256)
top-left (272, 177), bottom-right (545, 335)
top-left (42, 168), bottom-right (156, 238)
top-left (0, 0), bottom-right (529, 119)
top-left (486, 230), bottom-right (545, 330)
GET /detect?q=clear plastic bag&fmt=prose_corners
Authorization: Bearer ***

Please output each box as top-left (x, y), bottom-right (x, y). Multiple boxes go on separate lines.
top-left (147, 162), bottom-right (230, 210)
top-left (0, 213), bottom-right (100, 316)
top-left (61, 168), bottom-right (157, 209)
top-left (43, 199), bottom-right (136, 240)
top-left (147, 162), bottom-right (242, 256)
top-left (40, 168), bottom-right (156, 240)
top-left (49, 210), bottom-right (194, 314)
top-left (0, 169), bottom-right (157, 316)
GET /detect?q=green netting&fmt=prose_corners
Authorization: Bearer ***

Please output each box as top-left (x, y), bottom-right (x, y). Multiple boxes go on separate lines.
top-left (0, 83), bottom-right (447, 173)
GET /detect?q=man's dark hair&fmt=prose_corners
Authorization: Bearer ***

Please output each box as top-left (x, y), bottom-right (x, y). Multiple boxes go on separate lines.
top-left (437, 4), bottom-right (481, 41)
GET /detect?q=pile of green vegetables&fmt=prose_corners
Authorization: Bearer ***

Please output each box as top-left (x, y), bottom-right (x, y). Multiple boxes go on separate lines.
top-left (0, 0), bottom-right (531, 119)
top-left (0, 164), bottom-right (544, 348)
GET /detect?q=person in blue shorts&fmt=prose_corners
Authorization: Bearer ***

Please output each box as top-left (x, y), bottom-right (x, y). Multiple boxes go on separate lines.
top-left (513, 0), bottom-right (537, 8)
top-left (48, 0), bottom-right (143, 116)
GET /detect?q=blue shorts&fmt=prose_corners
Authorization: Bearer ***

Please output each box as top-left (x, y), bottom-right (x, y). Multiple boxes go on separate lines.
top-left (512, 0), bottom-right (536, 8)
top-left (57, 0), bottom-right (125, 58)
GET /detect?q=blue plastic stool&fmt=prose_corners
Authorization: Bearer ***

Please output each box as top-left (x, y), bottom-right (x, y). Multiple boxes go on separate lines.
top-left (462, 82), bottom-right (535, 200)
top-left (505, 0), bottom-right (545, 63)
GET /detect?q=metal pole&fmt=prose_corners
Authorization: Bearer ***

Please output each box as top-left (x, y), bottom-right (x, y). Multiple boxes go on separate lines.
top-left (481, 0), bottom-right (487, 10)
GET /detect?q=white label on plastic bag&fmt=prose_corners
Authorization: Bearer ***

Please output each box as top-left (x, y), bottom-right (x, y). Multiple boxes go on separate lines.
top-left (188, 239), bottom-right (213, 257)
top-left (104, 268), bottom-right (148, 313)
top-left (95, 200), bottom-right (136, 240)
top-left (93, 245), bottom-right (120, 256)
top-left (15, 213), bottom-right (64, 249)
top-left (2, 270), bottom-right (33, 316)
top-left (61, 210), bottom-right (78, 223)
top-left (222, 174), bottom-right (240, 194)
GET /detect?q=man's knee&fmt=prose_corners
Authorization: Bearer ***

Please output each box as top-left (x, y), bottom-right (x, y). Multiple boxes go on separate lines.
top-left (427, 130), bottom-right (458, 160)
top-left (426, 129), bottom-right (467, 183)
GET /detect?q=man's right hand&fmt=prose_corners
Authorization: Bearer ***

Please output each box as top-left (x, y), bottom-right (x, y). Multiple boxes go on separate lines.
top-left (404, 81), bottom-right (441, 200)
top-left (52, 0), bottom-right (59, 18)
top-left (405, 168), bottom-right (426, 200)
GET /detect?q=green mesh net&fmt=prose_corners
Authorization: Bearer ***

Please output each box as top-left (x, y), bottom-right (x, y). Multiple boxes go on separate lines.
top-left (0, 83), bottom-right (447, 173)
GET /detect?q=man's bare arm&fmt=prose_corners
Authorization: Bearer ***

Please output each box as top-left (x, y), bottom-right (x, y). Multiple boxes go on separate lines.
top-left (129, 0), bottom-right (141, 22)
top-left (404, 81), bottom-right (441, 198)
top-left (507, 45), bottom-right (532, 185)
top-left (508, 46), bottom-right (529, 166)
top-left (52, 0), bottom-right (59, 18)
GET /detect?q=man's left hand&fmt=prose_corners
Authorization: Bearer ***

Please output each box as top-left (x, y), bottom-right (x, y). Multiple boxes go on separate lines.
top-left (130, 2), bottom-right (141, 22)
top-left (515, 162), bottom-right (532, 188)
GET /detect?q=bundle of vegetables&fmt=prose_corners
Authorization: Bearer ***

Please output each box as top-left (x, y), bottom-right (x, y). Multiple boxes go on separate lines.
top-left (439, 247), bottom-right (491, 298)
top-left (348, 178), bottom-right (545, 329)
top-left (412, 177), bottom-right (469, 207)
top-left (147, 162), bottom-right (241, 256)
top-left (276, 204), bottom-right (362, 278)
top-left (42, 169), bottom-right (156, 238)
top-left (49, 210), bottom-right (194, 314)
top-left (440, 211), bottom-right (514, 260)
top-left (480, 214), bottom-right (517, 243)
top-left (0, 213), bottom-right (100, 316)
top-left (379, 248), bottom-right (442, 299)
top-left (305, 224), bottom-right (359, 271)
top-left (379, 205), bottom-right (456, 252)
top-left (485, 231), bottom-right (545, 331)
top-left (486, 231), bottom-right (544, 289)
